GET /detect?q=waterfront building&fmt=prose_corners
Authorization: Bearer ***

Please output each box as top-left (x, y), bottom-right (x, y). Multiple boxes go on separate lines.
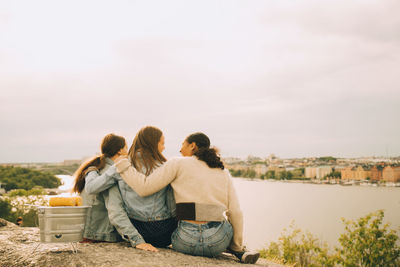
top-left (254, 164), bottom-right (268, 176)
top-left (341, 167), bottom-right (353, 180)
top-left (305, 166), bottom-right (332, 179)
top-left (341, 166), bottom-right (372, 180)
top-left (370, 166), bottom-right (383, 181)
top-left (305, 167), bottom-right (317, 179)
top-left (382, 166), bottom-right (400, 182)
top-left (354, 166), bottom-right (372, 180)
top-left (316, 166), bottom-right (332, 179)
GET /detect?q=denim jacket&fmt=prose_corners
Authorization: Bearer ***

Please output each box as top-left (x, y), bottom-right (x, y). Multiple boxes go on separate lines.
top-left (85, 158), bottom-right (176, 222)
top-left (82, 158), bottom-right (145, 246)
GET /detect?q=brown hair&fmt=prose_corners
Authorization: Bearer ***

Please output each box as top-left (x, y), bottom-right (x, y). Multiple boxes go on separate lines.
top-left (186, 132), bottom-right (224, 170)
top-left (72, 133), bottom-right (126, 193)
top-left (129, 126), bottom-right (166, 175)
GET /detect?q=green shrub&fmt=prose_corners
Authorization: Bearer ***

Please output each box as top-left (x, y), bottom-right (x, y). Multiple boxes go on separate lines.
top-left (0, 166), bottom-right (61, 191)
top-left (0, 193), bottom-right (48, 227)
top-left (336, 210), bottom-right (400, 267)
top-left (0, 198), bottom-right (16, 222)
top-left (259, 223), bottom-right (335, 267)
top-left (260, 211), bottom-right (400, 267)
top-left (6, 187), bottom-right (47, 197)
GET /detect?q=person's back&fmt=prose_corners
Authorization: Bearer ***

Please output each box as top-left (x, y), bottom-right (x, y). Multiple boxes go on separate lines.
top-left (115, 132), bottom-right (259, 263)
top-left (117, 158), bottom-right (174, 221)
top-left (73, 133), bottom-right (157, 251)
top-left (118, 126), bottom-right (177, 247)
top-left (167, 156), bottom-right (230, 205)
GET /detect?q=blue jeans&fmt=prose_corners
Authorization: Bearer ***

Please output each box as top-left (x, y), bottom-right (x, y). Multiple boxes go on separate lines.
top-left (171, 220), bottom-right (233, 258)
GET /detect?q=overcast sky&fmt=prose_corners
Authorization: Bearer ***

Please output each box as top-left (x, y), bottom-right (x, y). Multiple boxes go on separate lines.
top-left (1, 0), bottom-right (399, 163)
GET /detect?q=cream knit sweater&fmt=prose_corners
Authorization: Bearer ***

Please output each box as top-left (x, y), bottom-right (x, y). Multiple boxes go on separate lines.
top-left (115, 156), bottom-right (244, 251)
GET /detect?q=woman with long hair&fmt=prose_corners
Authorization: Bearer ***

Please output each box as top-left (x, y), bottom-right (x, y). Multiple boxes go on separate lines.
top-left (84, 126), bottom-right (176, 248)
top-left (114, 132), bottom-right (259, 263)
top-left (73, 133), bottom-right (157, 251)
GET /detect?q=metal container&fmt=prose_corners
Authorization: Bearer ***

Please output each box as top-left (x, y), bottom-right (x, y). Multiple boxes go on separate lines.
top-left (38, 206), bottom-right (91, 243)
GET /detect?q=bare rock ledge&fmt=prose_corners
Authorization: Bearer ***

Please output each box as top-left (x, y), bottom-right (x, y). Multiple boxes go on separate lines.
top-left (0, 219), bottom-right (283, 267)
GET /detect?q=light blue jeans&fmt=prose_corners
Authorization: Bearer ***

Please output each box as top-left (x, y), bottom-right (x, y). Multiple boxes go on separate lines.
top-left (171, 220), bottom-right (233, 258)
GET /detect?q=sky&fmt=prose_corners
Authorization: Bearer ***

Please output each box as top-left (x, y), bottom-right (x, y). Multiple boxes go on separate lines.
top-left (1, 0), bottom-right (399, 163)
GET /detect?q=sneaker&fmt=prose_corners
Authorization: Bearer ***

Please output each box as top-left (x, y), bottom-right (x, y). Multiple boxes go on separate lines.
top-left (227, 247), bottom-right (260, 264)
top-left (241, 251), bottom-right (260, 264)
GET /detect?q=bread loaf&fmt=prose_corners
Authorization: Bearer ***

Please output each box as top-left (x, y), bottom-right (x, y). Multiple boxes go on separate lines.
top-left (49, 196), bottom-right (83, 206)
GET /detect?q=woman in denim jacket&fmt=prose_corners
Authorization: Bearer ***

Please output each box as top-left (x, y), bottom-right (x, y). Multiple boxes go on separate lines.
top-left (73, 133), bottom-right (157, 252)
top-left (85, 126), bottom-right (177, 248)
top-left (114, 132), bottom-right (260, 264)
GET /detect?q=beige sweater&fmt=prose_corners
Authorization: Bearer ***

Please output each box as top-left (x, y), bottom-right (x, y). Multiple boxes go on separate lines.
top-left (115, 156), bottom-right (244, 251)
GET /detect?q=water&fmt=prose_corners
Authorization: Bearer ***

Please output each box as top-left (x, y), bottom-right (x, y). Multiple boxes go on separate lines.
top-left (57, 175), bottom-right (75, 192)
top-left (56, 175), bottom-right (400, 250)
top-left (235, 178), bottom-right (400, 250)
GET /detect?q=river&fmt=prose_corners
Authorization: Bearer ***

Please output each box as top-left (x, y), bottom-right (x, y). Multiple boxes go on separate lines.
top-left (56, 175), bottom-right (400, 250)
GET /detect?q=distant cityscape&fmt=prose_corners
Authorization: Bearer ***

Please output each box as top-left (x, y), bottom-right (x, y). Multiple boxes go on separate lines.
top-left (1, 154), bottom-right (400, 186)
top-left (224, 154), bottom-right (400, 184)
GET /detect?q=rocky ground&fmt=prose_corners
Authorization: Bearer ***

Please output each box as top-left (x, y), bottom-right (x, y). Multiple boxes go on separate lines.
top-left (0, 219), bottom-right (284, 267)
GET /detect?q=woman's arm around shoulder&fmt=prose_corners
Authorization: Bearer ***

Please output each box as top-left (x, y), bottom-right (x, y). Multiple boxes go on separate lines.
top-left (114, 157), bottom-right (182, 197)
top-left (84, 165), bottom-right (118, 194)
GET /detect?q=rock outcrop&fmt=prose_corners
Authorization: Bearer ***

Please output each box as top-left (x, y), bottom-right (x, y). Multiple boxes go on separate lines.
top-left (0, 220), bottom-right (283, 267)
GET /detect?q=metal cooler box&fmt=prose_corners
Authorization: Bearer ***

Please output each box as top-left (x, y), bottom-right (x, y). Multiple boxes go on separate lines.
top-left (38, 206), bottom-right (91, 243)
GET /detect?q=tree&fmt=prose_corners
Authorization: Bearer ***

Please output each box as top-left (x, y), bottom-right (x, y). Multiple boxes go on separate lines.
top-left (292, 168), bottom-right (305, 178)
top-left (0, 198), bottom-right (15, 222)
top-left (266, 170), bottom-right (276, 179)
top-left (246, 169), bottom-right (256, 178)
top-left (318, 156), bottom-right (337, 162)
top-left (0, 166), bottom-right (61, 191)
top-left (327, 171), bottom-right (341, 179)
top-left (279, 171), bottom-right (293, 180)
top-left (336, 210), bottom-right (400, 267)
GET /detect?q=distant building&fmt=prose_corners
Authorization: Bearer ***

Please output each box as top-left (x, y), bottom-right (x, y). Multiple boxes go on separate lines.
top-left (267, 154), bottom-right (277, 162)
top-left (246, 155), bottom-right (263, 163)
top-left (354, 166), bottom-right (372, 180)
top-left (370, 166), bottom-right (383, 181)
top-left (305, 167), bottom-right (317, 179)
top-left (382, 166), bottom-right (400, 182)
top-left (222, 157), bottom-right (242, 164)
top-left (341, 166), bottom-right (371, 180)
top-left (341, 167), bottom-right (353, 180)
top-left (254, 164), bottom-right (268, 176)
top-left (305, 166), bottom-right (332, 179)
top-left (62, 159), bottom-right (84, 166)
